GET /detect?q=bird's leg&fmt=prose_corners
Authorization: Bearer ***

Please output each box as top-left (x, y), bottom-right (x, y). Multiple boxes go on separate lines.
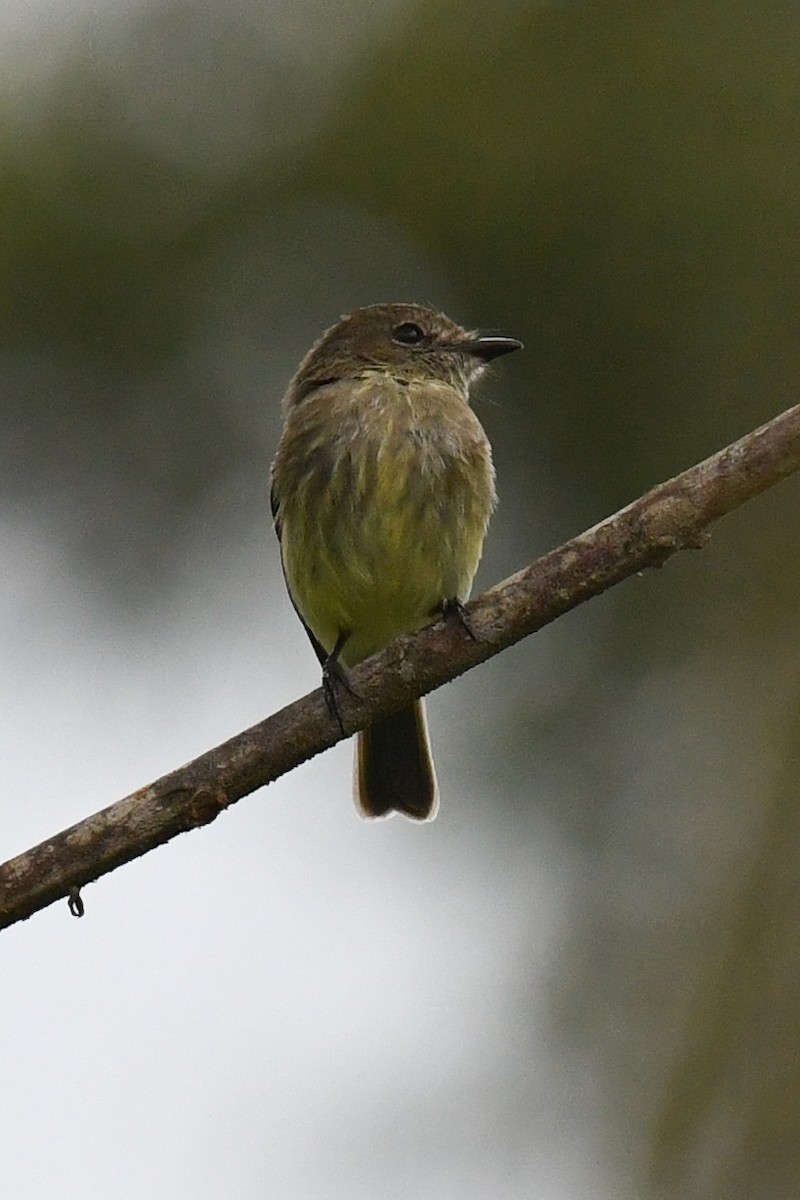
top-left (322, 630), bottom-right (361, 733)
top-left (441, 597), bottom-right (478, 641)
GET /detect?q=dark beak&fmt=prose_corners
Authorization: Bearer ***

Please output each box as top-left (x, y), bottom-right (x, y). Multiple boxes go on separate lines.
top-left (458, 334), bottom-right (524, 362)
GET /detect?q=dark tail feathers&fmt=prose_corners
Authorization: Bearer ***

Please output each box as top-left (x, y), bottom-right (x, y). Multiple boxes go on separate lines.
top-left (355, 698), bottom-right (439, 821)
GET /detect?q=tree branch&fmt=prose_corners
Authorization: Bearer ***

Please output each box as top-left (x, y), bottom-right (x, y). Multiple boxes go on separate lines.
top-left (2, 404), bottom-right (799, 931)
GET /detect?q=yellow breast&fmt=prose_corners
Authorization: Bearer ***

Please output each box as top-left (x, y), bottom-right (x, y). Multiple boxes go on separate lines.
top-left (273, 374), bottom-right (495, 666)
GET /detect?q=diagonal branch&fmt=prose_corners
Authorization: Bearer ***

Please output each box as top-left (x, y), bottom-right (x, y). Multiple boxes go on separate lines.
top-left (2, 404), bottom-right (799, 931)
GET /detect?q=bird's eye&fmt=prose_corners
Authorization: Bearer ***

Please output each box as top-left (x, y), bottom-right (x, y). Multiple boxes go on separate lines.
top-left (392, 322), bottom-right (425, 345)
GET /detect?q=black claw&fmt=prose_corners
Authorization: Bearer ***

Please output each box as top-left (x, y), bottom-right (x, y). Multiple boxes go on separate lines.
top-left (442, 597), bottom-right (478, 640)
top-left (321, 632), bottom-right (361, 733)
top-left (322, 671), bottom-right (345, 733)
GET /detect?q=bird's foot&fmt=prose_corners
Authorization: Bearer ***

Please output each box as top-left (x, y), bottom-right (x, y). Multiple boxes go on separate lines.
top-left (322, 650), bottom-right (361, 734)
top-left (442, 597), bottom-right (478, 641)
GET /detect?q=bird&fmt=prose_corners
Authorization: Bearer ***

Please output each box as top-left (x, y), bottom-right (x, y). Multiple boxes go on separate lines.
top-left (270, 302), bottom-right (522, 821)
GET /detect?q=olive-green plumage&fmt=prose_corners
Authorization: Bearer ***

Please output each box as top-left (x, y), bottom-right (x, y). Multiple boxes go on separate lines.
top-left (270, 303), bottom-right (521, 820)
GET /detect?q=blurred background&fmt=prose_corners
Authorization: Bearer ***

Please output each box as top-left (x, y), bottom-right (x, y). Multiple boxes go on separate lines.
top-left (2, 0), bottom-right (799, 1196)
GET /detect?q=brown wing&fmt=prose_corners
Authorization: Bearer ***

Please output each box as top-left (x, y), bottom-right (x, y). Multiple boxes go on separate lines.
top-left (270, 480), bottom-right (328, 668)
